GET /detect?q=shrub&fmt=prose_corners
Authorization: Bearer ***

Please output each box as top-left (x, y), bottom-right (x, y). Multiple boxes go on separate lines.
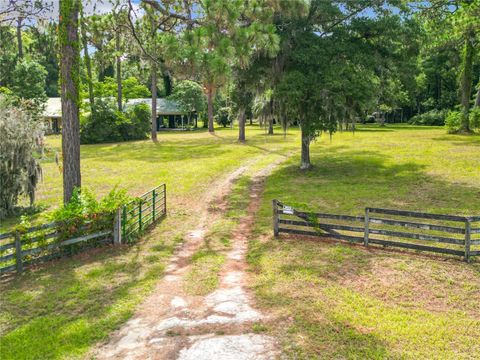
top-left (470, 107), bottom-right (480, 131)
top-left (445, 110), bottom-right (463, 134)
top-left (215, 107), bottom-right (232, 127)
top-left (80, 99), bottom-right (149, 144)
top-left (48, 186), bottom-right (132, 253)
top-left (10, 60), bottom-right (48, 105)
top-left (121, 103), bottom-right (150, 140)
top-left (80, 98), bottom-right (123, 144)
top-left (0, 96), bottom-right (43, 218)
top-left (408, 109), bottom-right (446, 126)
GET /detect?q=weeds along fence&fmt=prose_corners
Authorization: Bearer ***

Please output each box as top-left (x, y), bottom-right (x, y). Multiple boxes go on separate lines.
top-left (0, 184), bottom-right (166, 275)
top-left (273, 200), bottom-right (480, 261)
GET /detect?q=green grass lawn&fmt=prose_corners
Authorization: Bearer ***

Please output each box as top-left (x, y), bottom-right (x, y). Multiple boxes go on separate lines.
top-left (0, 125), bottom-right (298, 233)
top-left (249, 125), bottom-right (480, 359)
top-left (1, 124), bottom-right (479, 359)
top-left (0, 125), bottom-right (298, 360)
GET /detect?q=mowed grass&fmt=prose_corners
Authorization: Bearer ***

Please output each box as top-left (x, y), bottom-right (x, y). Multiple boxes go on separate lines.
top-left (0, 125), bottom-right (298, 233)
top-left (0, 125), bottom-right (299, 360)
top-left (1, 124), bottom-right (479, 359)
top-left (249, 125), bottom-right (480, 359)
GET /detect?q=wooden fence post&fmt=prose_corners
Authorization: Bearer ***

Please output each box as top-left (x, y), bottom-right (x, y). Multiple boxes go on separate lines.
top-left (273, 200), bottom-right (279, 237)
top-left (14, 231), bottom-right (23, 273)
top-left (113, 208), bottom-right (122, 245)
top-left (152, 188), bottom-right (156, 221)
top-left (465, 218), bottom-right (471, 262)
top-left (364, 208), bottom-right (370, 246)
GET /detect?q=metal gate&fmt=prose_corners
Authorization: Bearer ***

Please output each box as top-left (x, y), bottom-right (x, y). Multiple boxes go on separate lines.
top-left (121, 184), bottom-right (166, 243)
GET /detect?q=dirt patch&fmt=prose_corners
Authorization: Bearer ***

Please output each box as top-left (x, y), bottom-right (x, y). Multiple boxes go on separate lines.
top-left (92, 156), bottom-right (288, 359)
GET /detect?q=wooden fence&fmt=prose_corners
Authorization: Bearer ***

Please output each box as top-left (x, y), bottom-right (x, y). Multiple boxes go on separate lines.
top-left (273, 200), bottom-right (480, 261)
top-left (0, 222), bottom-right (112, 275)
top-left (0, 184), bottom-right (167, 275)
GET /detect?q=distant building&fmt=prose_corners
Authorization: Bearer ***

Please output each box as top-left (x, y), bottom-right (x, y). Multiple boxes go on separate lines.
top-left (43, 98), bottom-right (62, 134)
top-left (124, 98), bottom-right (198, 130)
top-left (42, 97), bottom-right (196, 134)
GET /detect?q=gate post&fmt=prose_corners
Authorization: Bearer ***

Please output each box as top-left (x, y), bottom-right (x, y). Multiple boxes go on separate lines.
top-left (465, 218), bottom-right (471, 263)
top-left (163, 184), bottom-right (167, 215)
top-left (152, 189), bottom-right (156, 221)
top-left (14, 231), bottom-right (23, 273)
top-left (122, 206), bottom-right (127, 241)
top-left (113, 208), bottom-right (122, 245)
top-left (364, 208), bottom-right (370, 246)
top-left (139, 200), bottom-right (143, 232)
top-left (273, 200), bottom-right (279, 237)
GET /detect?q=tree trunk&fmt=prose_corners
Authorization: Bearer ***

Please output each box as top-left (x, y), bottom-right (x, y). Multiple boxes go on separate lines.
top-left (268, 117), bottom-right (274, 135)
top-left (238, 106), bottom-right (246, 142)
top-left (460, 30), bottom-right (474, 132)
top-left (300, 125), bottom-right (311, 170)
top-left (151, 62), bottom-right (157, 141)
top-left (115, 31), bottom-right (122, 111)
top-left (207, 86), bottom-right (214, 133)
top-left (80, 8), bottom-right (94, 110)
top-left (475, 83), bottom-right (480, 108)
top-left (59, 0), bottom-right (81, 204)
top-left (249, 115), bottom-right (253, 125)
top-left (16, 17), bottom-right (23, 59)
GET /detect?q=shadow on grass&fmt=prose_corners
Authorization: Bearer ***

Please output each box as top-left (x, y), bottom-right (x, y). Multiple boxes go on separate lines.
top-left (433, 134), bottom-right (480, 146)
top-left (249, 237), bottom-right (399, 358)
top-left (262, 146), bottom-right (480, 215)
top-left (0, 219), bottom-right (173, 359)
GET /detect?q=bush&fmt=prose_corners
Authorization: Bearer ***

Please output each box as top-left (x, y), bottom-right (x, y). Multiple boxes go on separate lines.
top-left (408, 109), bottom-right (446, 126)
top-left (48, 187), bottom-right (132, 253)
top-left (80, 99), bottom-right (150, 144)
top-left (445, 110), bottom-right (463, 134)
top-left (0, 96), bottom-right (43, 218)
top-left (80, 99), bottom-right (123, 143)
top-left (215, 107), bottom-right (232, 127)
top-left (121, 103), bottom-right (150, 140)
top-left (470, 107), bottom-right (480, 131)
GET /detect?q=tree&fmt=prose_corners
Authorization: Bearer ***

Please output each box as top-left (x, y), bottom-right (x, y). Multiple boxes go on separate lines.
top-left (80, 5), bottom-right (94, 110)
top-left (125, 0), bottom-right (179, 141)
top-left (11, 59), bottom-right (48, 104)
top-left (168, 80), bottom-right (206, 127)
top-left (91, 76), bottom-right (150, 99)
top-left (0, 96), bottom-right (43, 218)
top-left (273, 0), bottom-right (410, 169)
top-left (59, 0), bottom-right (81, 203)
top-left (153, 0), bottom-right (278, 134)
top-left (0, 0), bottom-right (52, 59)
top-left (419, 0), bottom-right (480, 133)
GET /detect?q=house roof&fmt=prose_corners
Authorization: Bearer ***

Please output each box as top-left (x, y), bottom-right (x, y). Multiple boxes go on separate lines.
top-left (42, 97), bottom-right (188, 118)
top-left (124, 98), bottom-right (187, 115)
top-left (43, 97), bottom-right (62, 118)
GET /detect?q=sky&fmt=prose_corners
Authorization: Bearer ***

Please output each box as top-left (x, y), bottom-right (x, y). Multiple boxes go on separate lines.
top-left (0, 0), bottom-right (142, 24)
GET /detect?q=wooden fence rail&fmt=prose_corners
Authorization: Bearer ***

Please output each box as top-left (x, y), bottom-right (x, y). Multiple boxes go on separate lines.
top-left (273, 200), bottom-right (479, 261)
top-left (0, 223), bottom-right (112, 275)
top-left (0, 184), bottom-right (167, 275)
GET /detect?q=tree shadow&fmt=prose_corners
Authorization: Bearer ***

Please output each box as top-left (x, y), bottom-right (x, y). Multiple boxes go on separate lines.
top-left (263, 146), bottom-right (480, 215)
top-left (0, 220), bottom-right (173, 359)
top-left (433, 134), bottom-right (480, 147)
